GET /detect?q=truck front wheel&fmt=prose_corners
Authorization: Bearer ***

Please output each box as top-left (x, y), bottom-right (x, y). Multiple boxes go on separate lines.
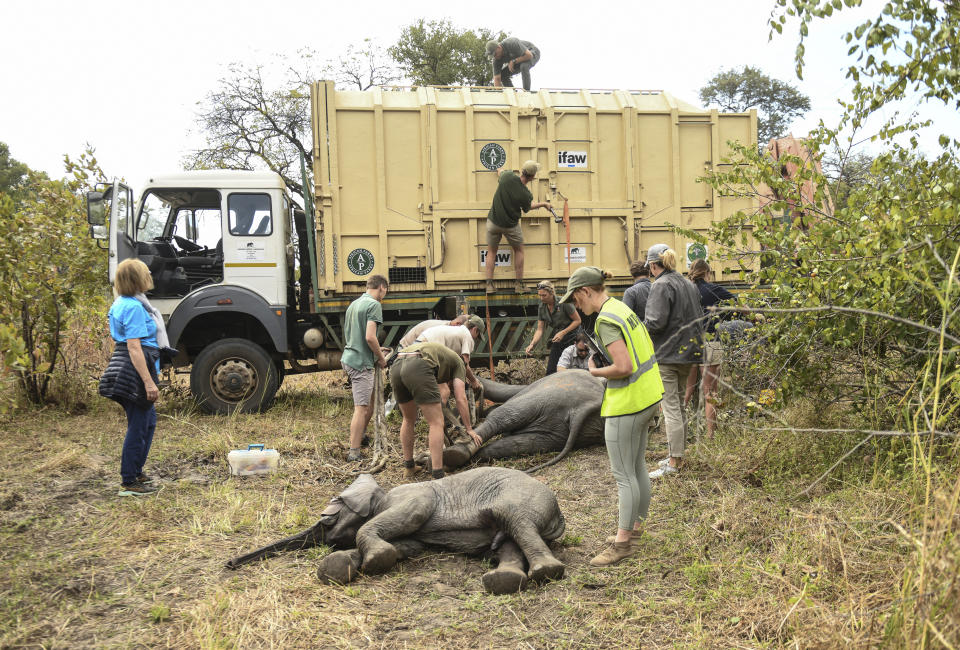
top-left (191, 339), bottom-right (279, 414)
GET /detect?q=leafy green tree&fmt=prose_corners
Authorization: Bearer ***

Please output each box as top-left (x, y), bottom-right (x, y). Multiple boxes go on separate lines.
top-left (187, 45), bottom-right (400, 203)
top-left (0, 146), bottom-right (108, 405)
top-left (701, 4), bottom-right (960, 639)
top-left (389, 19), bottom-right (506, 86)
top-left (699, 65), bottom-right (811, 144)
top-left (821, 149), bottom-right (875, 210)
top-left (0, 142), bottom-right (30, 205)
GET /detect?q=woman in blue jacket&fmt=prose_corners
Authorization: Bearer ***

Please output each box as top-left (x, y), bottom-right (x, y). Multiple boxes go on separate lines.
top-left (99, 259), bottom-right (165, 496)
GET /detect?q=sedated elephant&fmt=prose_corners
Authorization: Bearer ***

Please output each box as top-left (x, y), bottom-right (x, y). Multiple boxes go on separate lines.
top-left (442, 370), bottom-right (605, 473)
top-left (227, 467), bottom-right (566, 594)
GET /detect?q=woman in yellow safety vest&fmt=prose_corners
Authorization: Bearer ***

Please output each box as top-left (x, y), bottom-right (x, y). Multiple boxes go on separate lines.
top-left (560, 266), bottom-right (664, 567)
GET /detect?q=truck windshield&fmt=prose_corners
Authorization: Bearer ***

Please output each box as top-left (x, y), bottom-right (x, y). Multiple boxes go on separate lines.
top-left (138, 192), bottom-right (172, 241)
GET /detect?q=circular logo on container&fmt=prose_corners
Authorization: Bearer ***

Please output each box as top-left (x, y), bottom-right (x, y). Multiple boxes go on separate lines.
top-left (480, 143), bottom-right (507, 171)
top-left (687, 242), bottom-right (708, 264)
top-left (347, 248), bottom-right (374, 276)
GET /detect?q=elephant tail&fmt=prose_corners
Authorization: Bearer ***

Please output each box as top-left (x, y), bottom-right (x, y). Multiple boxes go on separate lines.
top-left (525, 422), bottom-right (581, 475)
top-left (225, 521), bottom-right (325, 569)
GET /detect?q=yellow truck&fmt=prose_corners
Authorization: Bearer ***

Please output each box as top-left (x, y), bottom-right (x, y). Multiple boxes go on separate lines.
top-left (86, 82), bottom-right (757, 413)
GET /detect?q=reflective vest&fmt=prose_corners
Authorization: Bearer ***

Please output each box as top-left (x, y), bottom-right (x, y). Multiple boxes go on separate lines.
top-left (594, 298), bottom-right (664, 417)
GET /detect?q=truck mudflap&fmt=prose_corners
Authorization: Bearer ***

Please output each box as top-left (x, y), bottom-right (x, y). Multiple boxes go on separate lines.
top-left (166, 286), bottom-right (287, 354)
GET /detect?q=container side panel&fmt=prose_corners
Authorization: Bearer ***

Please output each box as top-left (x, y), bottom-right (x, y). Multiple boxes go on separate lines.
top-left (597, 113), bottom-right (627, 202)
top-left (679, 123), bottom-right (713, 208)
top-left (717, 115), bottom-right (753, 160)
top-left (383, 111), bottom-right (425, 229)
top-left (636, 114), bottom-right (674, 222)
top-left (437, 112), bottom-right (467, 203)
top-left (336, 111), bottom-right (378, 227)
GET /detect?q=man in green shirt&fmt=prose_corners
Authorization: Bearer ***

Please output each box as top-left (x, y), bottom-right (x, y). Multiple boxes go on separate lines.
top-left (391, 342), bottom-right (482, 480)
top-left (341, 274), bottom-right (389, 462)
top-left (486, 37), bottom-right (540, 91)
top-left (484, 160), bottom-right (552, 295)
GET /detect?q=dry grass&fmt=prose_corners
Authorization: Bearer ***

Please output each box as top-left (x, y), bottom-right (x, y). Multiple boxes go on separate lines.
top-left (0, 369), bottom-right (956, 648)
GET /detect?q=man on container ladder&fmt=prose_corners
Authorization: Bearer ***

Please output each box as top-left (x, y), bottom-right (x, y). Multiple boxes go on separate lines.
top-left (484, 160), bottom-right (552, 295)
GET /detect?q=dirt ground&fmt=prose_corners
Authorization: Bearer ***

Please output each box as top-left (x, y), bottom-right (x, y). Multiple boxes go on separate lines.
top-left (0, 370), bottom-right (915, 648)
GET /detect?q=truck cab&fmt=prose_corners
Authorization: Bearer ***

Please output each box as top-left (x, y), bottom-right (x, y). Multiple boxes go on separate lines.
top-left (87, 171), bottom-right (295, 414)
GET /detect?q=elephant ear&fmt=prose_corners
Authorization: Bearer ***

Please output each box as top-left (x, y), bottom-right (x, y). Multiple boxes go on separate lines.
top-left (336, 473), bottom-right (382, 518)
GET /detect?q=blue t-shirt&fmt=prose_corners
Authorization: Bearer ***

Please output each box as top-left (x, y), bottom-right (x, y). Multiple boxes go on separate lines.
top-left (109, 296), bottom-right (159, 349)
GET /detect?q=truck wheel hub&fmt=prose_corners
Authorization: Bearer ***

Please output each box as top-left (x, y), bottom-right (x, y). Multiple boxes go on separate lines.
top-left (212, 359), bottom-right (257, 401)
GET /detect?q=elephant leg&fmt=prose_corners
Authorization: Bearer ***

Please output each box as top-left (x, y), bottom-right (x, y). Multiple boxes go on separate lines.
top-left (476, 432), bottom-right (563, 461)
top-left (355, 496), bottom-right (434, 575)
top-left (317, 539), bottom-right (426, 585)
top-left (493, 511), bottom-right (565, 583)
top-left (481, 540), bottom-right (528, 595)
top-left (317, 549), bottom-right (361, 584)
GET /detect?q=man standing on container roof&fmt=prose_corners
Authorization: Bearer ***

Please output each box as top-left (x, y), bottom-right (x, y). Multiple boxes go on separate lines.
top-left (341, 274), bottom-right (389, 463)
top-left (484, 160), bottom-right (552, 295)
top-left (486, 37), bottom-right (540, 91)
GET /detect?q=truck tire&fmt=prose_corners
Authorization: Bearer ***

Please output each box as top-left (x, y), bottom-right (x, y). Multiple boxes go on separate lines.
top-left (191, 339), bottom-right (279, 414)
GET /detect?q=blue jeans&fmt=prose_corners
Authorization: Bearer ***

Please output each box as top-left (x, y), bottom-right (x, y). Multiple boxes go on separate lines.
top-left (120, 400), bottom-right (156, 485)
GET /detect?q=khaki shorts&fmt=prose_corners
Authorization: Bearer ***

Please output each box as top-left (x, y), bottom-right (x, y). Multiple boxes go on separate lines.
top-left (390, 356), bottom-right (441, 405)
top-left (341, 361), bottom-right (374, 407)
top-left (703, 340), bottom-right (724, 366)
top-left (486, 220), bottom-right (524, 248)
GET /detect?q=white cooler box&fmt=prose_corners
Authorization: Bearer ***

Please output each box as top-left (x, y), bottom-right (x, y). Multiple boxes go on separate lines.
top-left (227, 444), bottom-right (279, 476)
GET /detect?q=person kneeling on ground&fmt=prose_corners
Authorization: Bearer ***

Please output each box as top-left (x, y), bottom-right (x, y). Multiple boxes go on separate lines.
top-left (391, 342), bottom-right (482, 480)
top-left (557, 333), bottom-right (592, 371)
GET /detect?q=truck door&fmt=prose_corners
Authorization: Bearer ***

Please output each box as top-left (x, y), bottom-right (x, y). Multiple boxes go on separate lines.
top-left (103, 181), bottom-right (137, 284)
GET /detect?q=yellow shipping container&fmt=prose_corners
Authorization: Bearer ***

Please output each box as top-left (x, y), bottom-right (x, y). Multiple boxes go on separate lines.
top-left (311, 81), bottom-right (757, 295)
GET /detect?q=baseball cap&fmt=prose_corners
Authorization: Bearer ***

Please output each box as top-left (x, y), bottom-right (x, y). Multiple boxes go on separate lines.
top-left (485, 40), bottom-right (499, 58)
top-left (644, 243), bottom-right (670, 267)
top-left (521, 160), bottom-right (540, 177)
top-left (466, 314), bottom-right (486, 338)
top-left (559, 266), bottom-right (607, 304)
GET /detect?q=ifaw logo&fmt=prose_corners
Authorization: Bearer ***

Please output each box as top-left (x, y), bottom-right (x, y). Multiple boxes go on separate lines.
top-left (480, 250), bottom-right (512, 267)
top-left (558, 151), bottom-right (587, 168)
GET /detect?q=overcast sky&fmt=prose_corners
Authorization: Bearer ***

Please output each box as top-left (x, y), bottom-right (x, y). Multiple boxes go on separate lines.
top-left (2, 0), bottom-right (956, 191)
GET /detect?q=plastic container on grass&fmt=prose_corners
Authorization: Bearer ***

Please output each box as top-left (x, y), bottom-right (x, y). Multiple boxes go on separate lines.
top-left (228, 444), bottom-right (279, 476)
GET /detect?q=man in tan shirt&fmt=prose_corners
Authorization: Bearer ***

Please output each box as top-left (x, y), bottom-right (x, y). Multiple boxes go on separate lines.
top-left (416, 315), bottom-right (485, 392)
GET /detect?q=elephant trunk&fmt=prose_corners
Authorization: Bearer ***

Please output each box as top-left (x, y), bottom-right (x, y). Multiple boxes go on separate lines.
top-left (226, 521), bottom-right (325, 569)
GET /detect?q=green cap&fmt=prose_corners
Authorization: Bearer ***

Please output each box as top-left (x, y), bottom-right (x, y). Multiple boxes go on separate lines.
top-left (467, 314), bottom-right (486, 338)
top-left (559, 266), bottom-right (606, 304)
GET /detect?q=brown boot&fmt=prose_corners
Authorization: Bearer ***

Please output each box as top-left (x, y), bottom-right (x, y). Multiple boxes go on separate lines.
top-left (605, 529), bottom-right (643, 544)
top-left (402, 465), bottom-right (422, 480)
top-left (514, 281), bottom-right (526, 294)
top-left (485, 280), bottom-right (496, 294)
top-left (589, 541), bottom-right (635, 567)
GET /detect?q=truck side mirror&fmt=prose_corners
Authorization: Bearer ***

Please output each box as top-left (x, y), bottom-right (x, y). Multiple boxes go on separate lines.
top-left (87, 191), bottom-right (106, 226)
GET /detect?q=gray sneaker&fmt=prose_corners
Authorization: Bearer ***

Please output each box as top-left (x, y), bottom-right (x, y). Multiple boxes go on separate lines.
top-left (118, 483), bottom-right (157, 497)
top-left (346, 449), bottom-right (363, 462)
top-left (649, 465), bottom-right (679, 480)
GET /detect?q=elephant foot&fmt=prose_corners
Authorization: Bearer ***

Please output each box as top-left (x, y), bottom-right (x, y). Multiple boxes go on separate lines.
top-left (527, 555), bottom-right (565, 583)
top-left (442, 441), bottom-right (478, 470)
top-left (359, 539), bottom-right (399, 575)
top-left (482, 565), bottom-right (528, 595)
top-left (316, 549), bottom-right (361, 584)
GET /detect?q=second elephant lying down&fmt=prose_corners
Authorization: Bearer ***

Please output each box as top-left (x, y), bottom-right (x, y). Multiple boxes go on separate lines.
top-left (227, 467), bottom-right (566, 594)
top-left (443, 370), bottom-right (606, 472)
